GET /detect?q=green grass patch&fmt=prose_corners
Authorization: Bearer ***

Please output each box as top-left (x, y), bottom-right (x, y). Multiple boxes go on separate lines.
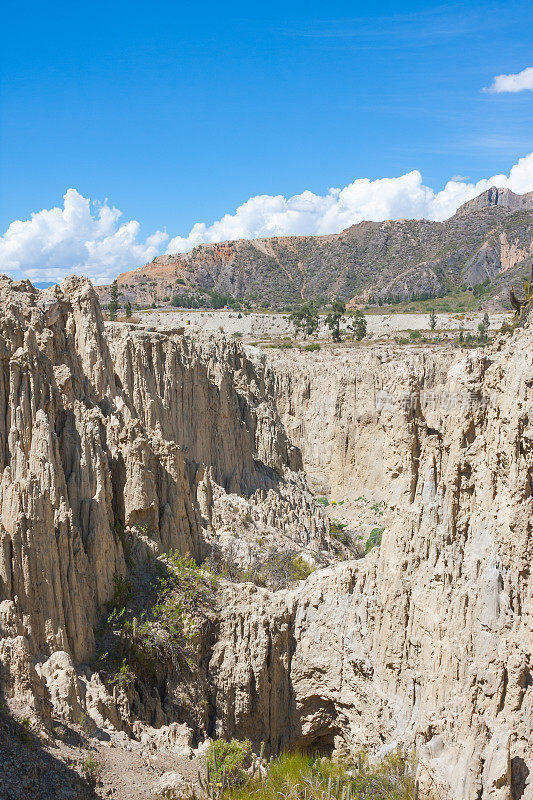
top-left (226, 749), bottom-right (417, 800)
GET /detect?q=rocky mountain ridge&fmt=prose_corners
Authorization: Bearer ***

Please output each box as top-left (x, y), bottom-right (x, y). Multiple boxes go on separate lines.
top-left (456, 187), bottom-right (533, 215)
top-left (96, 187), bottom-right (533, 309)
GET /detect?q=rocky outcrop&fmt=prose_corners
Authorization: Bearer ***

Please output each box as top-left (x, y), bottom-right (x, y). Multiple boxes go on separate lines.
top-left (455, 187), bottom-right (533, 216)
top-left (0, 276), bottom-right (326, 726)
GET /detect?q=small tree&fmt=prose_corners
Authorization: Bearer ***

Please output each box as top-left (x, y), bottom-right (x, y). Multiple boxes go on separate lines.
top-left (349, 309), bottom-right (367, 340)
top-left (125, 301), bottom-right (132, 319)
top-left (289, 301), bottom-right (319, 338)
top-left (478, 312), bottom-right (490, 343)
top-left (109, 280), bottom-right (120, 320)
top-left (325, 299), bottom-right (346, 342)
top-left (429, 308), bottom-right (437, 330)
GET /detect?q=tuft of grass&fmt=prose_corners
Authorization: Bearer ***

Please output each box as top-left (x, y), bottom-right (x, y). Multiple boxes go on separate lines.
top-left (227, 749), bottom-right (417, 800)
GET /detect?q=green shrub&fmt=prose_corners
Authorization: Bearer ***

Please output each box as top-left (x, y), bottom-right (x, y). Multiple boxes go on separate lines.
top-left (19, 715), bottom-right (33, 746)
top-left (302, 343), bottom-right (320, 352)
top-left (249, 550), bottom-right (315, 590)
top-left (290, 556), bottom-right (314, 581)
top-left (78, 753), bottom-right (103, 788)
top-left (98, 552), bottom-right (215, 685)
top-left (207, 739), bottom-right (252, 789)
top-left (329, 520), bottom-right (347, 537)
top-left (330, 523), bottom-right (351, 548)
top-left (365, 527), bottom-right (384, 553)
top-left (109, 658), bottom-right (135, 689)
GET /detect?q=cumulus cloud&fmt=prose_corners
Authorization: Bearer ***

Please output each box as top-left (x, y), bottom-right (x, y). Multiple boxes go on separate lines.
top-left (166, 151), bottom-right (533, 253)
top-left (0, 188), bottom-right (168, 284)
top-left (2, 153), bottom-right (533, 283)
top-left (485, 66), bottom-right (533, 93)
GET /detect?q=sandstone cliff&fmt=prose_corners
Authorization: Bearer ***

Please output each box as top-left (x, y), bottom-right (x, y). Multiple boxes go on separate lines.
top-left (0, 277), bottom-right (531, 800)
top-left (0, 276), bottom-right (326, 729)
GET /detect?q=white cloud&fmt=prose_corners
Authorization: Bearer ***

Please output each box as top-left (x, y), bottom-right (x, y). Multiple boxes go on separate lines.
top-left (2, 153), bottom-right (533, 283)
top-left (166, 152), bottom-right (533, 253)
top-left (485, 66), bottom-right (533, 93)
top-left (0, 189), bottom-right (168, 284)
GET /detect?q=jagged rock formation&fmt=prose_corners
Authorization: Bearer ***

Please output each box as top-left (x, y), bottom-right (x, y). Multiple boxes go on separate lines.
top-left (0, 276), bottom-right (531, 800)
top-left (96, 187), bottom-right (533, 309)
top-left (209, 323), bottom-right (531, 800)
top-left (0, 276), bottom-right (326, 730)
top-left (456, 187), bottom-right (533, 216)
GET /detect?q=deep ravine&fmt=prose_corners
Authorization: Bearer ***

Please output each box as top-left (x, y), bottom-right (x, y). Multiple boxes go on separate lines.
top-left (0, 277), bottom-right (531, 800)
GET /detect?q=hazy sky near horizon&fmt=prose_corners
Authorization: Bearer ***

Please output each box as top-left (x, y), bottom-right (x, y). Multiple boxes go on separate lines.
top-left (1, 0), bottom-right (532, 283)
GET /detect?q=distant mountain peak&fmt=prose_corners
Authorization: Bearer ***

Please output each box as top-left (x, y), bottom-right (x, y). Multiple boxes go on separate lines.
top-left (455, 186), bottom-right (533, 216)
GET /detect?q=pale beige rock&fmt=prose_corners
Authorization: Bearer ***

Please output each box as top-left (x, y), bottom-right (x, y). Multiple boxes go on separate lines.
top-left (0, 274), bottom-right (323, 732)
top-left (0, 274), bottom-right (530, 800)
top-left (206, 317), bottom-right (532, 799)
top-left (39, 651), bottom-right (82, 722)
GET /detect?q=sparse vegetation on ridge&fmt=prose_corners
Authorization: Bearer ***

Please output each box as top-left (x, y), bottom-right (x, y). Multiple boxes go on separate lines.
top-left (97, 198), bottom-right (533, 313)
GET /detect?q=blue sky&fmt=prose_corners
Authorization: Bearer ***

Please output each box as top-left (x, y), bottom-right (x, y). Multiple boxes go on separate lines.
top-left (1, 0), bottom-right (532, 282)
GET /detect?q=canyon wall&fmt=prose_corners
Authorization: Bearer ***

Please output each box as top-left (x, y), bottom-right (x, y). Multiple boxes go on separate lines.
top-left (0, 276), bottom-right (530, 800)
top-left (214, 329), bottom-right (531, 799)
top-left (0, 277), bottom-right (324, 723)
top-left (267, 344), bottom-right (456, 497)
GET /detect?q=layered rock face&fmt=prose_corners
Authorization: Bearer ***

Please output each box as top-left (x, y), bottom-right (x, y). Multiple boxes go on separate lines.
top-left (211, 328), bottom-right (531, 799)
top-left (267, 344), bottom-right (457, 496)
top-left (0, 276), bottom-right (325, 723)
